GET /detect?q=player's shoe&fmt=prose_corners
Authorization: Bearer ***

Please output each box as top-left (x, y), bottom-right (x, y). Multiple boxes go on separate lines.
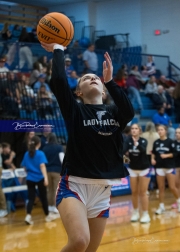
top-left (45, 213), bottom-right (57, 222)
top-left (131, 210), bottom-right (140, 222)
top-left (155, 206), bottom-right (165, 215)
top-left (0, 210), bottom-right (8, 218)
top-left (25, 214), bottom-right (34, 225)
top-left (140, 213), bottom-right (151, 223)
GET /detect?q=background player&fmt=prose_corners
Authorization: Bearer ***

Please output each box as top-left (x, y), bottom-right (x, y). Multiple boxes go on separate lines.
top-left (151, 125), bottom-right (180, 214)
top-left (124, 123), bottom-right (151, 223)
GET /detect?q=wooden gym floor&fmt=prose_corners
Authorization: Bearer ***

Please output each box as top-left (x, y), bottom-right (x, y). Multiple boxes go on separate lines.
top-left (0, 190), bottom-right (180, 252)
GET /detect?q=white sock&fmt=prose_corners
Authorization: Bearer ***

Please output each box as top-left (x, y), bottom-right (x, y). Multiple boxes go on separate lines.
top-left (26, 214), bottom-right (31, 218)
top-left (160, 203), bottom-right (165, 209)
top-left (134, 208), bottom-right (139, 213)
top-left (143, 211), bottom-right (148, 215)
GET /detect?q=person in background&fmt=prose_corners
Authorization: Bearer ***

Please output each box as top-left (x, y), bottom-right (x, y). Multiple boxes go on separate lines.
top-left (146, 55), bottom-right (156, 76)
top-left (151, 125), bottom-right (180, 214)
top-left (28, 28), bottom-right (38, 43)
top-left (144, 76), bottom-right (158, 99)
top-left (140, 65), bottom-right (149, 82)
top-left (158, 75), bottom-right (170, 89)
top-left (152, 106), bottom-right (175, 140)
top-left (173, 82), bottom-right (180, 123)
top-left (19, 27), bottom-right (33, 70)
top-left (64, 57), bottom-right (74, 78)
top-left (43, 133), bottom-right (64, 214)
top-left (123, 124), bottom-right (151, 223)
top-left (67, 70), bottom-right (78, 93)
top-left (34, 74), bottom-right (50, 93)
top-left (0, 22), bottom-right (11, 57)
top-left (30, 62), bottom-right (43, 87)
top-left (83, 44), bottom-right (98, 74)
top-left (171, 128), bottom-right (180, 209)
top-left (0, 144), bottom-right (8, 218)
top-left (0, 57), bottom-right (9, 74)
top-left (1, 142), bottom-right (16, 170)
top-left (114, 66), bottom-right (127, 90)
top-left (37, 84), bottom-right (53, 119)
top-left (40, 126), bottom-right (52, 150)
top-left (165, 87), bottom-right (174, 116)
top-left (20, 132), bottom-right (36, 162)
top-left (11, 24), bottom-right (21, 42)
top-left (71, 40), bottom-right (82, 74)
top-left (21, 136), bottom-right (56, 225)
top-left (141, 122), bottom-right (159, 163)
top-left (130, 65), bottom-right (145, 86)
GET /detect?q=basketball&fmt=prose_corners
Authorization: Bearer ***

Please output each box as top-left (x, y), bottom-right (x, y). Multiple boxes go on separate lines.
top-left (37, 12), bottom-right (74, 46)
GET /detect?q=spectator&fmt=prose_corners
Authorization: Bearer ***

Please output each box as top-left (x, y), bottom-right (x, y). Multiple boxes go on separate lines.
top-left (158, 75), bottom-right (170, 89)
top-left (165, 87), bottom-right (174, 116)
top-left (152, 107), bottom-right (175, 139)
top-left (42, 133), bottom-right (64, 214)
top-left (0, 57), bottom-right (9, 74)
top-left (83, 44), bottom-right (98, 74)
top-left (34, 74), bottom-right (50, 93)
top-left (146, 55), bottom-right (156, 76)
top-left (173, 82), bottom-right (180, 123)
top-left (19, 76), bottom-right (35, 111)
top-left (126, 74), bottom-right (143, 112)
top-left (40, 126), bottom-right (52, 150)
top-left (130, 65), bottom-right (145, 84)
top-left (64, 57), bottom-right (74, 77)
top-left (71, 40), bottom-right (82, 74)
top-left (1, 143), bottom-right (16, 170)
top-left (114, 66), bottom-right (127, 89)
top-left (141, 65), bottom-right (149, 82)
top-left (28, 28), bottom-right (38, 43)
top-left (37, 85), bottom-right (53, 119)
top-left (150, 85), bottom-right (167, 109)
top-left (141, 122), bottom-right (159, 162)
top-left (19, 132), bottom-right (36, 164)
top-left (21, 136), bottom-right (56, 224)
top-left (67, 70), bottom-right (78, 92)
top-left (11, 24), bottom-right (21, 42)
top-left (30, 61), bottom-right (42, 86)
top-left (144, 76), bottom-right (158, 98)
top-left (0, 144), bottom-right (8, 218)
top-left (0, 22), bottom-right (11, 56)
top-left (19, 27), bottom-right (33, 70)
top-left (38, 55), bottom-right (48, 68)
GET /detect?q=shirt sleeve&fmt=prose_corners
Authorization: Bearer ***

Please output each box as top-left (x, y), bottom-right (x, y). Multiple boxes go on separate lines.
top-left (39, 151), bottom-right (48, 165)
top-left (152, 141), bottom-right (156, 154)
top-left (105, 80), bottom-right (134, 130)
top-left (136, 138), bottom-right (147, 153)
top-left (49, 49), bottom-right (79, 122)
top-left (83, 51), bottom-right (88, 61)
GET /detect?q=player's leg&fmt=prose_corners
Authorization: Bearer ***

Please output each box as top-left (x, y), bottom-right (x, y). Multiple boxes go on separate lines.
top-left (175, 169), bottom-right (180, 196)
top-left (129, 170), bottom-right (139, 221)
top-left (166, 171), bottom-right (179, 199)
top-left (139, 173), bottom-right (151, 223)
top-left (155, 169), bottom-right (166, 214)
top-left (58, 197), bottom-right (90, 252)
top-left (85, 218), bottom-right (107, 252)
top-left (25, 180), bottom-right (36, 224)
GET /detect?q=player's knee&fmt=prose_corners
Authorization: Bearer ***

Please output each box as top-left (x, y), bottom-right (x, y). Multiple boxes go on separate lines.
top-left (139, 190), bottom-right (146, 197)
top-left (169, 185), bottom-right (176, 192)
top-left (72, 235), bottom-right (90, 252)
top-left (131, 190), bottom-right (138, 195)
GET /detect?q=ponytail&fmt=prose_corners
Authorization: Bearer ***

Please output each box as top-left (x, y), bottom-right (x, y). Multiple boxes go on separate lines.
top-left (28, 136), bottom-right (41, 157)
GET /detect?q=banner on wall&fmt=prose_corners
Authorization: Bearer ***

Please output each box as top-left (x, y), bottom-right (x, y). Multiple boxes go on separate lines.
top-left (111, 176), bottom-right (131, 196)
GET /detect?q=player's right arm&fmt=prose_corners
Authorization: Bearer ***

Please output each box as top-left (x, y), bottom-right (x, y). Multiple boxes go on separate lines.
top-left (41, 42), bottom-right (78, 121)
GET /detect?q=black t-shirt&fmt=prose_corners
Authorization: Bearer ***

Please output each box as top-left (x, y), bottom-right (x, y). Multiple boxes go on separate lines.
top-left (152, 138), bottom-right (175, 168)
top-left (174, 140), bottom-right (180, 167)
top-left (49, 49), bottom-right (134, 179)
top-left (2, 153), bottom-right (14, 169)
top-left (123, 137), bottom-right (150, 170)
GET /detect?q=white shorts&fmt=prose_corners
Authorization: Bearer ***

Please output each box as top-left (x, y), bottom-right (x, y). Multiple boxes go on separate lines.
top-left (56, 175), bottom-right (111, 218)
top-left (156, 168), bottom-right (175, 176)
top-left (128, 168), bottom-right (151, 178)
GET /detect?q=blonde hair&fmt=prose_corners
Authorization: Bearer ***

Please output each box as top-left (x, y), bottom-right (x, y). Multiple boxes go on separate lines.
top-left (145, 122), bottom-right (156, 134)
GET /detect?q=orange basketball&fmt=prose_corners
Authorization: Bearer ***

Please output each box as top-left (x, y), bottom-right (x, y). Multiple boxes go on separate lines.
top-left (37, 12), bottom-right (74, 46)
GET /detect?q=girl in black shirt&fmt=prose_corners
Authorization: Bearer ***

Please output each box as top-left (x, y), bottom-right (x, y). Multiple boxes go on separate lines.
top-left (41, 42), bottom-right (134, 252)
top-left (172, 128), bottom-right (180, 209)
top-left (152, 125), bottom-right (180, 214)
top-left (124, 124), bottom-right (151, 223)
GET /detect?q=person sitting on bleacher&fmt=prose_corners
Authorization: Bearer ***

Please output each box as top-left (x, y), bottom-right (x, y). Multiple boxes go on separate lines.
top-left (149, 85), bottom-right (167, 109)
top-left (37, 84), bottom-right (53, 119)
top-left (33, 74), bottom-right (50, 93)
top-left (11, 24), bottom-right (21, 42)
top-left (152, 107), bottom-right (175, 139)
top-left (1, 143), bottom-right (16, 170)
top-left (158, 75), bottom-right (171, 89)
top-left (130, 65), bottom-right (145, 87)
top-left (144, 76), bottom-right (158, 99)
top-left (0, 144), bottom-right (8, 218)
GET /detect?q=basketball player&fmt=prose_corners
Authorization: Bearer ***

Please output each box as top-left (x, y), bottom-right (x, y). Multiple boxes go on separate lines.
top-left (123, 124), bottom-right (151, 223)
top-left (151, 125), bottom-right (180, 214)
top-left (41, 42), bottom-right (134, 252)
top-left (172, 128), bottom-right (180, 208)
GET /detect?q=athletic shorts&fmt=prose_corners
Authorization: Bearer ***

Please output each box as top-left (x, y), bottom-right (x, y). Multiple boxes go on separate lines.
top-left (156, 168), bottom-right (175, 176)
top-left (128, 168), bottom-right (151, 178)
top-left (56, 175), bottom-right (111, 218)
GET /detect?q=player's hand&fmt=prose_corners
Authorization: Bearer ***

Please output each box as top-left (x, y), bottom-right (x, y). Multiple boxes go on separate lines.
top-left (151, 159), bottom-right (156, 166)
top-left (103, 52), bottom-right (113, 83)
top-left (44, 177), bottom-right (48, 186)
top-left (160, 154), bottom-right (167, 159)
top-left (41, 42), bottom-right (66, 52)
